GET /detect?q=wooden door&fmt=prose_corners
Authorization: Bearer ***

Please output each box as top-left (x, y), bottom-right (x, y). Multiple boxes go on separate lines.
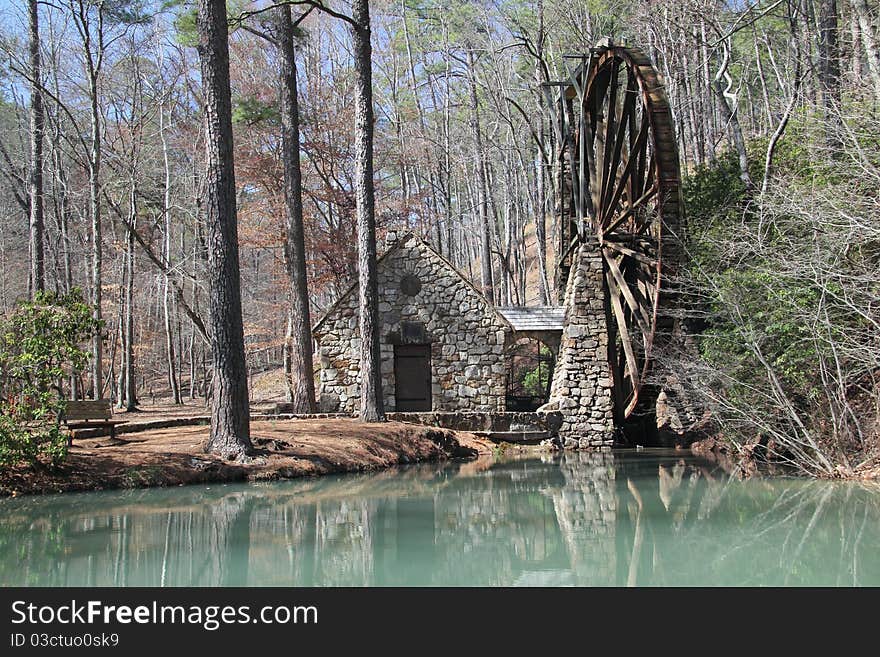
top-left (394, 345), bottom-right (431, 411)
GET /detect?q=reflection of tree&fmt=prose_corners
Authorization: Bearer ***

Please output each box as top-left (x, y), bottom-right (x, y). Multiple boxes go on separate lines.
top-left (702, 481), bottom-right (880, 586)
top-left (617, 459), bottom-right (880, 586)
top-left (210, 493), bottom-right (256, 586)
top-left (313, 499), bottom-right (376, 586)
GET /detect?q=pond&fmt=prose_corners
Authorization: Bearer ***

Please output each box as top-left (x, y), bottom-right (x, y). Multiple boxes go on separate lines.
top-left (1, 450), bottom-right (879, 586)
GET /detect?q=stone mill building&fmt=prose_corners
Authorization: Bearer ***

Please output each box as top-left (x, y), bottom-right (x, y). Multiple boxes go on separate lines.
top-left (312, 232), bottom-right (564, 414)
top-left (311, 231), bottom-right (614, 449)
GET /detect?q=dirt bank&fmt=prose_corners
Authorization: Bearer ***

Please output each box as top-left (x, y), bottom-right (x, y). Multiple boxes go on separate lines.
top-left (0, 418), bottom-right (494, 497)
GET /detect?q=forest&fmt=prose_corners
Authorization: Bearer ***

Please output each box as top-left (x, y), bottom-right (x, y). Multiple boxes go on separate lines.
top-left (0, 0), bottom-right (878, 477)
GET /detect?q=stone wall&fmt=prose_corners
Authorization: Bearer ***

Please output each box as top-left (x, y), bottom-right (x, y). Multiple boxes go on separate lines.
top-left (313, 233), bottom-right (511, 414)
top-left (543, 237), bottom-right (615, 448)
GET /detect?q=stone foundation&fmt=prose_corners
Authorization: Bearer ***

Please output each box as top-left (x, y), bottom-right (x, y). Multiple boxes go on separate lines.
top-left (542, 238), bottom-right (615, 449)
top-left (386, 410), bottom-right (563, 434)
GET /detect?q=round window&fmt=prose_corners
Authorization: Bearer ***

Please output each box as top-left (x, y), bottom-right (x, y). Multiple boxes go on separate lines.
top-left (400, 273), bottom-right (422, 296)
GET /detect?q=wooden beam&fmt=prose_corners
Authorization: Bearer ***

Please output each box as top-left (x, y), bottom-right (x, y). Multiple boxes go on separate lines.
top-left (605, 253), bottom-right (652, 338)
top-left (606, 269), bottom-right (641, 394)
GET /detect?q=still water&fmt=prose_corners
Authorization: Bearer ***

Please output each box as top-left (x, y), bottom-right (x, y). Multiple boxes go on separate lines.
top-left (1, 450), bottom-right (879, 586)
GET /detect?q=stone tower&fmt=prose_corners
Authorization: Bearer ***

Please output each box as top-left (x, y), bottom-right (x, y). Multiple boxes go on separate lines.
top-left (542, 237), bottom-right (615, 449)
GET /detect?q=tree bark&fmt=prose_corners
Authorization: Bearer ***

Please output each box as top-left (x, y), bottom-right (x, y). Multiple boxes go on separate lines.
top-left (850, 0), bottom-right (880, 103)
top-left (159, 76), bottom-right (181, 405)
top-left (198, 0), bottom-right (252, 458)
top-left (818, 0), bottom-right (842, 144)
top-left (28, 0), bottom-right (45, 296)
top-left (534, 0), bottom-right (551, 305)
top-left (118, 179), bottom-right (138, 411)
top-left (278, 4), bottom-right (316, 413)
top-left (466, 49), bottom-right (494, 303)
top-left (351, 0), bottom-right (385, 422)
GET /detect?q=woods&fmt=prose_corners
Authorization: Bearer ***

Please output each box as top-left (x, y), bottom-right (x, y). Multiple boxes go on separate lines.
top-left (0, 0), bottom-right (878, 474)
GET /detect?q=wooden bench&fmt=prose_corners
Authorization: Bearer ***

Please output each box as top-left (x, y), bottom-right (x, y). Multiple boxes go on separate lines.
top-left (61, 399), bottom-right (128, 444)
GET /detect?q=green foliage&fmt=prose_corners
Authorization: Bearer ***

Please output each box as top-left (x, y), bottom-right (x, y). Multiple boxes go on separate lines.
top-left (171, 2), bottom-right (199, 47)
top-left (519, 345), bottom-right (552, 396)
top-left (170, 0), bottom-right (250, 47)
top-left (526, 346), bottom-right (550, 395)
top-left (682, 113), bottom-right (880, 463)
top-left (232, 95), bottom-right (279, 126)
top-left (699, 269), bottom-right (825, 404)
top-left (103, 0), bottom-right (153, 25)
top-left (0, 290), bottom-right (100, 467)
top-left (682, 150), bottom-right (746, 227)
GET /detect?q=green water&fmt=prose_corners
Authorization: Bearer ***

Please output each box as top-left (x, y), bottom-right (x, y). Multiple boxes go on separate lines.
top-left (1, 450), bottom-right (879, 586)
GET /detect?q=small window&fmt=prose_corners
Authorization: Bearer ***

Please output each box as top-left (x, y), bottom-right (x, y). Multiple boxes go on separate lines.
top-left (400, 273), bottom-right (422, 296)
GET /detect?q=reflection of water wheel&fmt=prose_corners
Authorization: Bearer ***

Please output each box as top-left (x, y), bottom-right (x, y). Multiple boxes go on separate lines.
top-left (557, 42), bottom-right (682, 422)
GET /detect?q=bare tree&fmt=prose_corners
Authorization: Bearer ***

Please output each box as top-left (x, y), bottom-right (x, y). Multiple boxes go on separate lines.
top-left (465, 49), bottom-right (495, 303)
top-left (28, 0), bottom-right (45, 296)
top-left (197, 0), bottom-right (252, 458)
top-left (351, 0), bottom-right (384, 422)
top-left (278, 3), bottom-right (316, 413)
top-left (849, 0), bottom-right (880, 102)
top-left (65, 0), bottom-right (107, 398)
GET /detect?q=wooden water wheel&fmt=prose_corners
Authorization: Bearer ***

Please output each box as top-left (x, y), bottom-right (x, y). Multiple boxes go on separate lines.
top-left (552, 42), bottom-right (682, 422)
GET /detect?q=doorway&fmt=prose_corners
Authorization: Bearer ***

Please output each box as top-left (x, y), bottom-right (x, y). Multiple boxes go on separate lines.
top-left (394, 345), bottom-right (431, 411)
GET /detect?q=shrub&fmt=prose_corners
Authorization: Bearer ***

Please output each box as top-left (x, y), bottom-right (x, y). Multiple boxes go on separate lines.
top-left (672, 112), bottom-right (880, 476)
top-left (0, 290), bottom-right (100, 466)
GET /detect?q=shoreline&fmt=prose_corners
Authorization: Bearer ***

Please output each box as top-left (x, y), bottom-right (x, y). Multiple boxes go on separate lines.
top-left (4, 417), bottom-right (874, 498)
top-left (0, 418), bottom-right (495, 498)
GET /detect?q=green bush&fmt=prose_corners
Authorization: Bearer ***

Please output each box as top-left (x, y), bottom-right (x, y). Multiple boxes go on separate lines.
top-left (678, 114), bottom-right (880, 473)
top-left (520, 345), bottom-right (553, 397)
top-left (0, 290), bottom-right (100, 466)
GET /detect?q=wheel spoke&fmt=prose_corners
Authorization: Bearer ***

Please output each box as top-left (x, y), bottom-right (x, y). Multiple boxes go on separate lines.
top-left (602, 240), bottom-right (658, 266)
top-left (590, 70), bottom-right (610, 227)
top-left (602, 182), bottom-right (657, 236)
top-left (603, 113), bottom-right (649, 228)
top-left (604, 252), bottom-right (652, 338)
top-left (601, 76), bottom-right (636, 222)
top-left (600, 60), bottom-right (619, 216)
top-left (606, 270), bottom-right (641, 394)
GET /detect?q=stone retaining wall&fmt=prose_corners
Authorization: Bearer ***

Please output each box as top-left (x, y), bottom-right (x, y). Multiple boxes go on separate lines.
top-left (386, 411), bottom-right (563, 434)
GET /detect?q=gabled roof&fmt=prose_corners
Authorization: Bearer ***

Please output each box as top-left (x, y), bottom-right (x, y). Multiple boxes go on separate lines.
top-left (312, 231), bottom-right (515, 334)
top-left (498, 307), bottom-right (566, 331)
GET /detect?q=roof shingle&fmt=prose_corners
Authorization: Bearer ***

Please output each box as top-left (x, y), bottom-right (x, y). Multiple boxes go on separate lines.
top-left (497, 307), bottom-right (566, 331)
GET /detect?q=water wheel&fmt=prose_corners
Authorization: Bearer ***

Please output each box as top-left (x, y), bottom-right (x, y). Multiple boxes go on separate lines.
top-left (556, 42), bottom-right (682, 423)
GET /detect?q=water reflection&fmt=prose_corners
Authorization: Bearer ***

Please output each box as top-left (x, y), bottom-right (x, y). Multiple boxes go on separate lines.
top-left (1, 451), bottom-right (879, 586)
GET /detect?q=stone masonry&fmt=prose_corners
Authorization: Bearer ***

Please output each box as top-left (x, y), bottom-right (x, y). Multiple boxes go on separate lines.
top-left (542, 237), bottom-right (615, 449)
top-left (312, 232), bottom-right (512, 414)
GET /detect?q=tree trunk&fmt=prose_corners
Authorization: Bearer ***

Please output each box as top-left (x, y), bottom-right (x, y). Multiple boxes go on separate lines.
top-left (818, 0), bottom-right (842, 143)
top-left (711, 43), bottom-right (752, 190)
top-left (119, 180), bottom-right (138, 411)
top-left (80, 5), bottom-right (103, 399)
top-left (534, 0), bottom-right (551, 305)
top-left (123, 223), bottom-right (137, 410)
top-left (158, 57), bottom-right (182, 406)
top-left (197, 0), bottom-right (252, 458)
top-left (278, 4), bottom-right (316, 413)
top-left (466, 50), bottom-right (494, 303)
top-left (28, 0), bottom-right (45, 296)
top-left (850, 0), bottom-right (880, 102)
top-left (351, 0), bottom-right (385, 423)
